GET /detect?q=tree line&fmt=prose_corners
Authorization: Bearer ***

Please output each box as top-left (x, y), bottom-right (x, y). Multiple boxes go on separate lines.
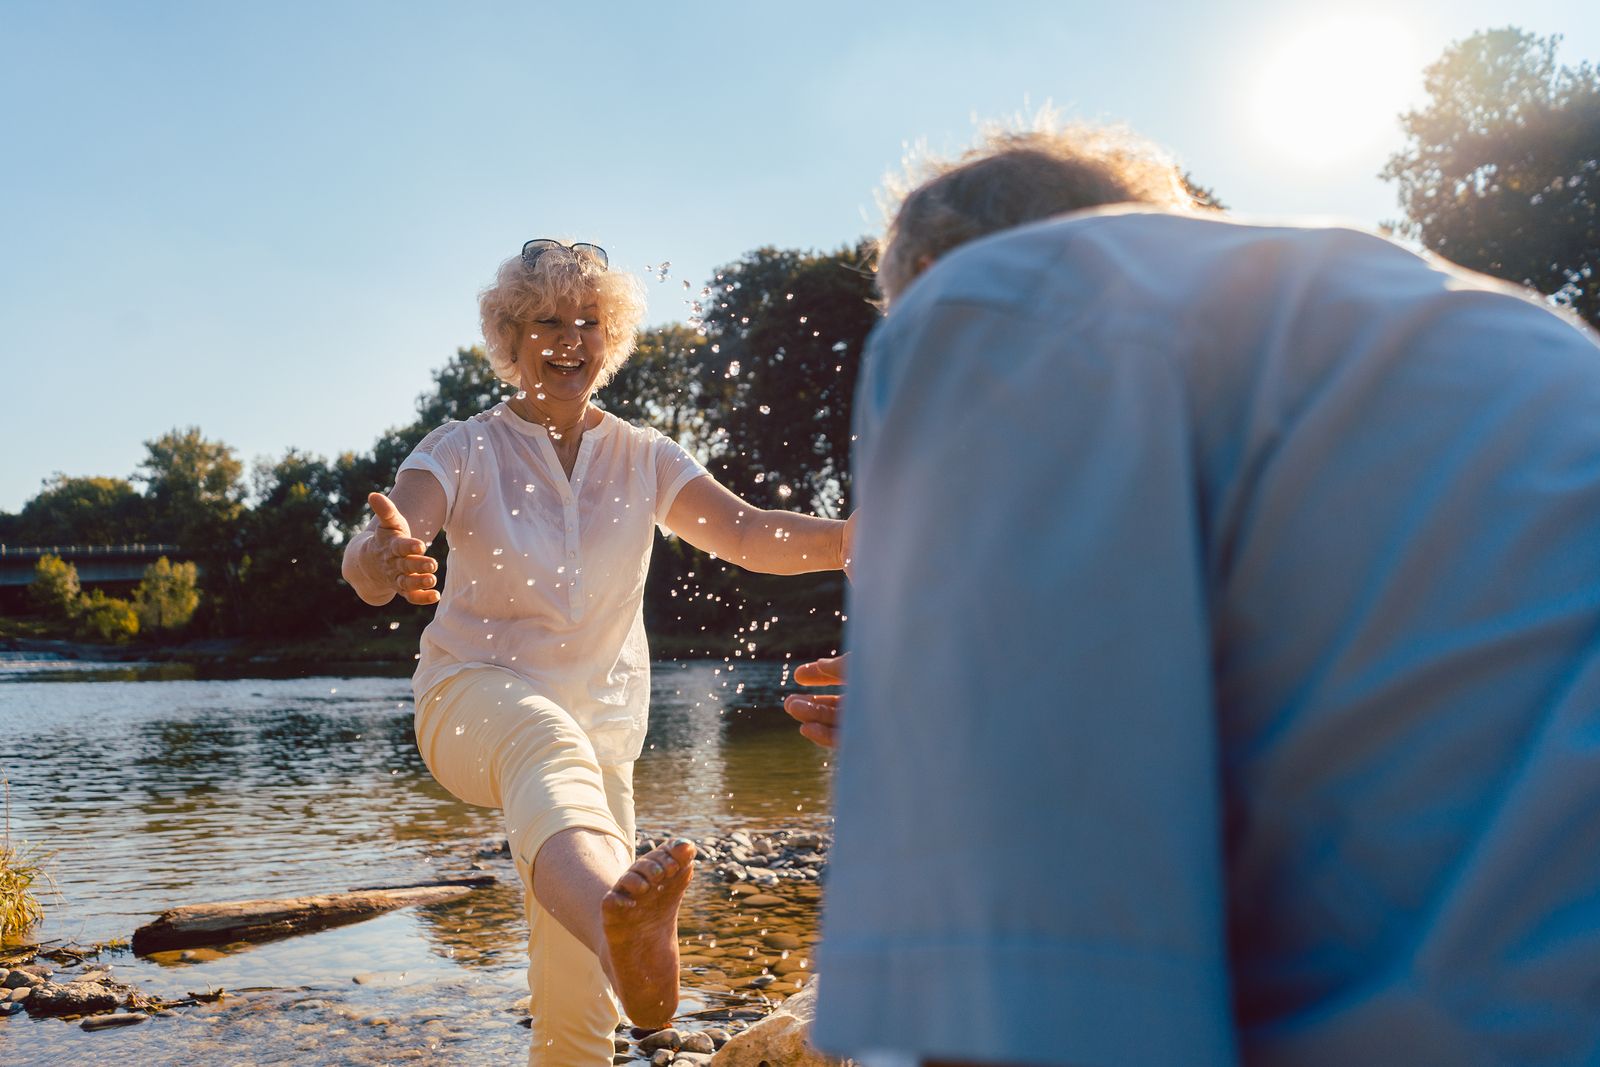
top-left (2, 28), bottom-right (1594, 648)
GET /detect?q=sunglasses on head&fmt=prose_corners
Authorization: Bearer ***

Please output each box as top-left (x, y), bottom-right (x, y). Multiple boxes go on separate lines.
top-left (521, 239), bottom-right (608, 270)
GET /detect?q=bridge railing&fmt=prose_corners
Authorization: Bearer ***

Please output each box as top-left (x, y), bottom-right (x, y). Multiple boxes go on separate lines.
top-left (0, 544), bottom-right (183, 559)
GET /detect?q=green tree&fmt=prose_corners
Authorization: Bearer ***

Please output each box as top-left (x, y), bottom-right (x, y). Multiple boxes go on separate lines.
top-left (137, 428), bottom-right (245, 630)
top-left (76, 590), bottom-right (139, 643)
top-left (1382, 28), bottom-right (1600, 327)
top-left (238, 450), bottom-right (350, 638)
top-left (598, 324), bottom-right (719, 454)
top-left (16, 475), bottom-right (149, 545)
top-left (696, 241), bottom-right (881, 516)
top-left (138, 428), bottom-right (245, 546)
top-left (133, 557), bottom-right (199, 633)
top-left (29, 554), bottom-right (81, 619)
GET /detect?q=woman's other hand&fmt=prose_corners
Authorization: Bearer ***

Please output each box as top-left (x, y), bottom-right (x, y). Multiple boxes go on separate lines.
top-left (783, 653), bottom-right (848, 748)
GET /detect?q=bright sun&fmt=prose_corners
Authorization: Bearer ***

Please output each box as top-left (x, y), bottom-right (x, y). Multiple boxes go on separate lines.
top-left (1251, 15), bottom-right (1423, 167)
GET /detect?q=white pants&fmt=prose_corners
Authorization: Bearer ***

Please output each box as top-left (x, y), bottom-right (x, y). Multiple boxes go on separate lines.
top-left (416, 666), bottom-right (636, 1066)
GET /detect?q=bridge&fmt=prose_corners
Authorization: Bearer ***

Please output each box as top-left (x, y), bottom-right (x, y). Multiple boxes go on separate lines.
top-left (0, 544), bottom-right (188, 588)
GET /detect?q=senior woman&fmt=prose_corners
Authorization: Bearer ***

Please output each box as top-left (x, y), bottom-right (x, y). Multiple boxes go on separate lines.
top-left (342, 240), bottom-right (850, 1064)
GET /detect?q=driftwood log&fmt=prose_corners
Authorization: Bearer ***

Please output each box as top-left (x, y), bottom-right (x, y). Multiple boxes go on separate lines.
top-left (131, 875), bottom-right (495, 955)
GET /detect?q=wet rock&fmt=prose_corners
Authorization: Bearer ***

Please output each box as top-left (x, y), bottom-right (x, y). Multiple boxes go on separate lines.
top-left (710, 980), bottom-right (853, 1066)
top-left (763, 932), bottom-right (801, 953)
top-left (638, 1027), bottom-right (683, 1052)
top-left (676, 1054), bottom-right (713, 1066)
top-left (741, 894), bottom-right (783, 907)
top-left (703, 1028), bottom-right (730, 1048)
top-left (82, 1011), bottom-right (150, 1031)
top-left (4, 969), bottom-right (43, 989)
top-left (651, 1050), bottom-right (675, 1066)
top-left (680, 1030), bottom-right (716, 1053)
top-left (614, 1035), bottom-right (630, 1052)
top-left (746, 869), bottom-right (779, 888)
top-left (613, 1055), bottom-right (631, 1065)
top-left (0, 967), bottom-right (8, 985)
top-left (25, 979), bottom-right (123, 1017)
top-left (7, 986), bottom-right (31, 1002)
top-left (351, 971), bottom-right (414, 986)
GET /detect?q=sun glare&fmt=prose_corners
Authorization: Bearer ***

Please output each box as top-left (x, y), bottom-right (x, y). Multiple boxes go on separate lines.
top-left (1250, 15), bottom-right (1423, 168)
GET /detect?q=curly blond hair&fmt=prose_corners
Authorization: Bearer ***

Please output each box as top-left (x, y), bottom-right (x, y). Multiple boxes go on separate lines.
top-left (478, 245), bottom-right (648, 390)
top-left (877, 120), bottom-right (1199, 304)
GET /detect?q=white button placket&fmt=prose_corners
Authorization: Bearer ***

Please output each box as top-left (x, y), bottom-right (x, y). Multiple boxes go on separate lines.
top-left (564, 487), bottom-right (582, 622)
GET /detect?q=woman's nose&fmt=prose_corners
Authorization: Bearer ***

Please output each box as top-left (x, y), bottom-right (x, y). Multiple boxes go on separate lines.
top-left (557, 323), bottom-right (581, 347)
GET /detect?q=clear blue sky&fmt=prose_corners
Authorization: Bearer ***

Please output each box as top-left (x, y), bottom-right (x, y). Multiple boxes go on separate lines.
top-left (3, 1), bottom-right (1596, 514)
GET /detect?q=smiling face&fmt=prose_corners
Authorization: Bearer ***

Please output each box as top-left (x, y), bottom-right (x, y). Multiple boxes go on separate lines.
top-left (512, 295), bottom-right (609, 404)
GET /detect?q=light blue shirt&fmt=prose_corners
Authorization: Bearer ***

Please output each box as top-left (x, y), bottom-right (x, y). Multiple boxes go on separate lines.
top-left (815, 210), bottom-right (1600, 1066)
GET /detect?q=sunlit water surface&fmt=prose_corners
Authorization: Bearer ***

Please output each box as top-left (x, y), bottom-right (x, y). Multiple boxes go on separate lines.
top-left (0, 656), bottom-right (831, 1064)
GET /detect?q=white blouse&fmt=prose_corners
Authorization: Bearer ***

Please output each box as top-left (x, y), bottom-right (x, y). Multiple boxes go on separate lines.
top-left (397, 402), bottom-right (708, 763)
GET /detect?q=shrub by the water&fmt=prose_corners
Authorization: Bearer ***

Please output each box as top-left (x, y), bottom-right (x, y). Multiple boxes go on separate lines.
top-left (134, 556), bottom-right (199, 633)
top-left (75, 590), bottom-right (139, 643)
top-left (29, 554), bottom-right (81, 620)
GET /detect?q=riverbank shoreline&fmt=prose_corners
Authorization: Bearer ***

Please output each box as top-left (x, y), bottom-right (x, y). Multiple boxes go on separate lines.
top-left (0, 617), bottom-right (841, 673)
top-left (2, 826), bottom-right (834, 1064)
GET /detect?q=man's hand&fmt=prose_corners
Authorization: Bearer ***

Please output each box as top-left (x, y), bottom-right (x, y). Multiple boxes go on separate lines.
top-left (365, 491), bottom-right (440, 605)
top-left (783, 653), bottom-right (847, 748)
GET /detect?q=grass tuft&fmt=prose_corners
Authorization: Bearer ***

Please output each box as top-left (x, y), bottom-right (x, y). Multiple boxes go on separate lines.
top-left (0, 778), bottom-right (54, 944)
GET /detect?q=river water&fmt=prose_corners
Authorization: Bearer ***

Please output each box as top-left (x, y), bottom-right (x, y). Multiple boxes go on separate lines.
top-left (0, 655), bottom-right (832, 1064)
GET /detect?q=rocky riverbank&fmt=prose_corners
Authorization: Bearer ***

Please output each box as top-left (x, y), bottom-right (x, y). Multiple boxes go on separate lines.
top-left (2, 825), bottom-right (841, 1063)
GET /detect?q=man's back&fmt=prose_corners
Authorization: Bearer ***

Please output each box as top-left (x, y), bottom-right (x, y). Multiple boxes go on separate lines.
top-left (817, 210), bottom-right (1600, 1066)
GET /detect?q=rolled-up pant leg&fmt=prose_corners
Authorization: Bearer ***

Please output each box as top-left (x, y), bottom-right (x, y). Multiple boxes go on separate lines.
top-left (523, 762), bottom-right (635, 1064)
top-left (414, 667), bottom-right (635, 1066)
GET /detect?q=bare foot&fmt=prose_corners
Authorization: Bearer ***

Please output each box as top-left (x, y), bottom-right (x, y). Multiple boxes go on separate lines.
top-left (600, 838), bottom-right (695, 1028)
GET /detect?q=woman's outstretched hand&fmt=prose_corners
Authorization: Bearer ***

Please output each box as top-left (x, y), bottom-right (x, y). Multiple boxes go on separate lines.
top-left (366, 491), bottom-right (440, 605)
top-left (784, 653), bottom-right (847, 748)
